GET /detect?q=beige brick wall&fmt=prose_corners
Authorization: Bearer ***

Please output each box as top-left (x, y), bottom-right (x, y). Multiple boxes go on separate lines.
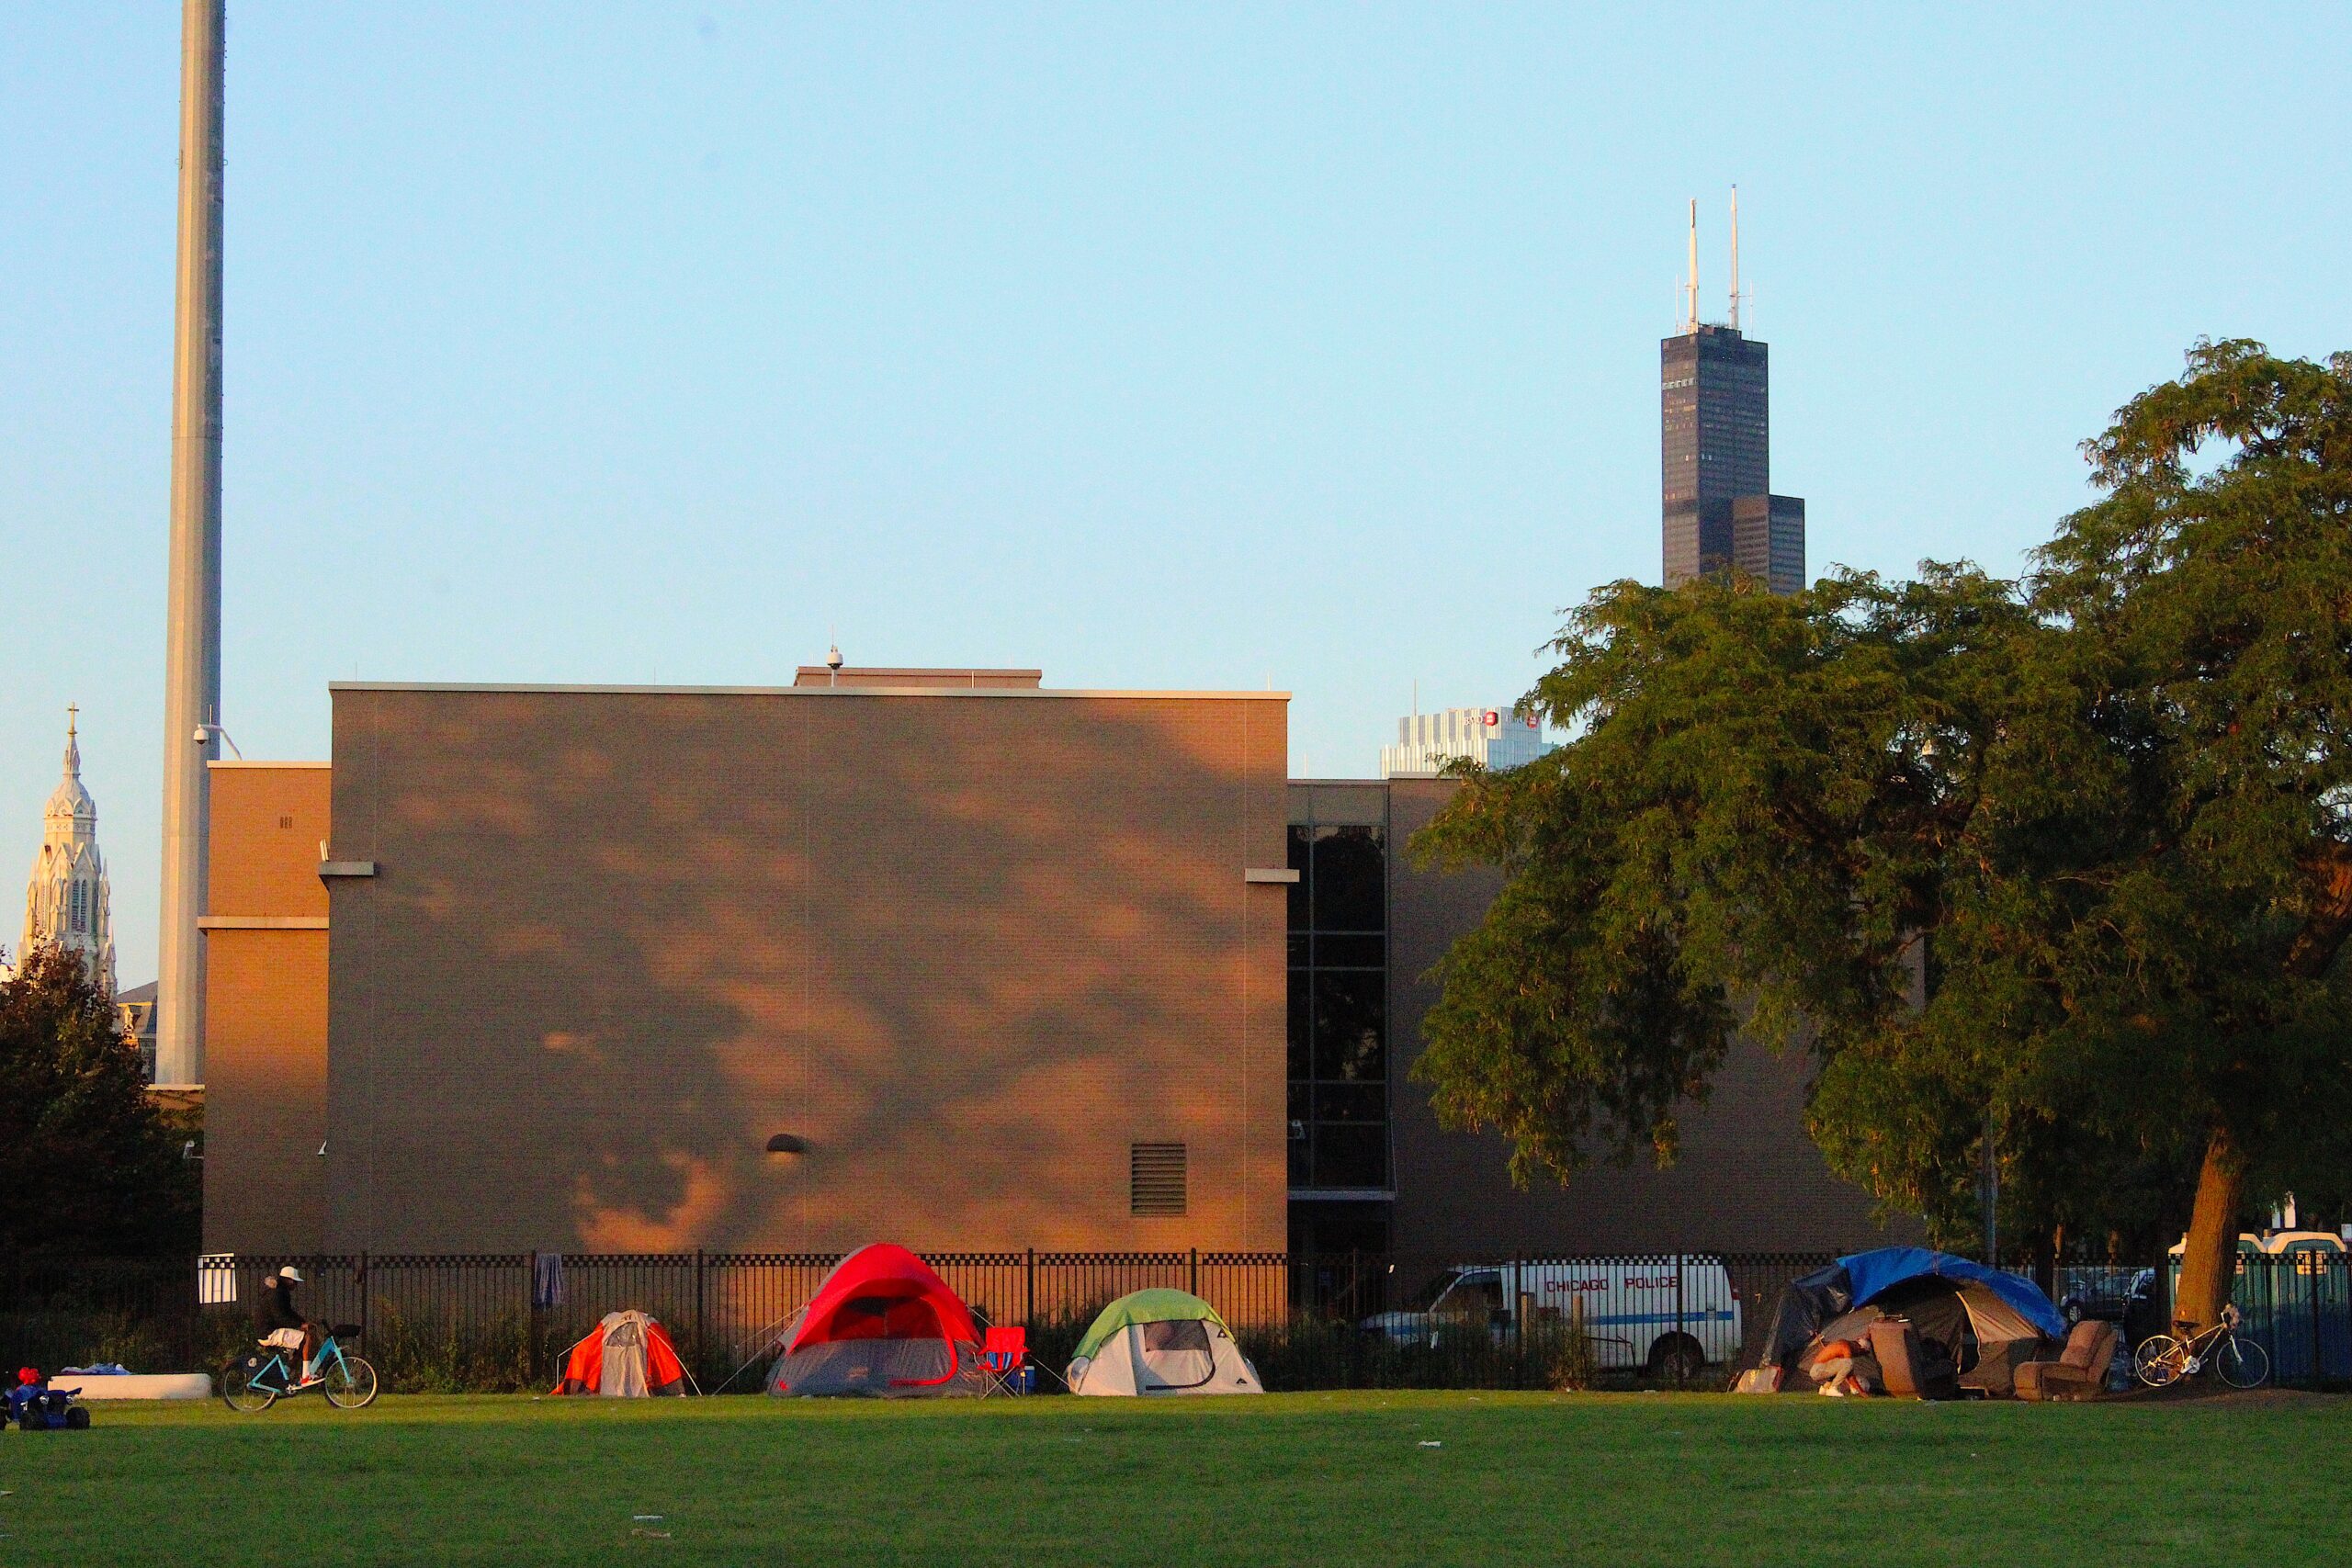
top-left (201, 764), bottom-right (333, 1254)
top-left (323, 685), bottom-right (1290, 1255)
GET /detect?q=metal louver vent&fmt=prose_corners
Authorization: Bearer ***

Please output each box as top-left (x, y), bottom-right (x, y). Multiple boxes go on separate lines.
top-left (1130, 1142), bottom-right (1188, 1217)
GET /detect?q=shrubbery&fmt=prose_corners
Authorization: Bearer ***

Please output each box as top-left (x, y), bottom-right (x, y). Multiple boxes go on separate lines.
top-left (0, 945), bottom-right (198, 1259)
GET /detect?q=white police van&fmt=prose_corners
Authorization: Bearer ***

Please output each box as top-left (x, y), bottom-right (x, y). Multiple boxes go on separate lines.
top-left (1362, 1256), bottom-right (1744, 1380)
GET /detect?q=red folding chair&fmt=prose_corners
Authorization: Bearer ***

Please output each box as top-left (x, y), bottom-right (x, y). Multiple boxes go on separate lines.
top-left (978, 1325), bottom-right (1029, 1395)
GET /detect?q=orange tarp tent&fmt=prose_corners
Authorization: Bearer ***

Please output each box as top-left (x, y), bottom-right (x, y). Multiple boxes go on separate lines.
top-left (553, 1310), bottom-right (689, 1397)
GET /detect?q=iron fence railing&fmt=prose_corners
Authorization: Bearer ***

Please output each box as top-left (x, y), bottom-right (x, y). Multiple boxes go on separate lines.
top-left (10, 1248), bottom-right (2351, 1393)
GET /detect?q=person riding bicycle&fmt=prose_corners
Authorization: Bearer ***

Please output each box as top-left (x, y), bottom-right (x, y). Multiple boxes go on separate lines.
top-left (256, 1267), bottom-right (322, 1388)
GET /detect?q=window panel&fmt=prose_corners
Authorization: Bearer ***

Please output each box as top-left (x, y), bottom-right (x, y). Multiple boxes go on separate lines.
top-left (1310, 825), bottom-right (1385, 931)
top-left (1314, 1083), bottom-right (1386, 1122)
top-left (1312, 971), bottom-right (1385, 1081)
top-left (1312, 1123), bottom-right (1386, 1189)
top-left (1287, 980), bottom-right (1312, 1081)
top-left (1315, 933), bottom-right (1383, 969)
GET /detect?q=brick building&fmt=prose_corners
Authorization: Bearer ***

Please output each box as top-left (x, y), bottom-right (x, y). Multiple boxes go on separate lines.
top-left (199, 761), bottom-right (332, 1253)
top-left (201, 670), bottom-right (1906, 1270)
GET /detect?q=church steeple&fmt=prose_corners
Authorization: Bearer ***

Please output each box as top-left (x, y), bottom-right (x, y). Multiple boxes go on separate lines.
top-left (9, 706), bottom-right (117, 993)
top-left (48, 705), bottom-right (96, 830)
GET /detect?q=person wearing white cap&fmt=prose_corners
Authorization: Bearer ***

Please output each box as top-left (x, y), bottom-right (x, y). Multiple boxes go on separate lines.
top-left (257, 1267), bottom-right (321, 1386)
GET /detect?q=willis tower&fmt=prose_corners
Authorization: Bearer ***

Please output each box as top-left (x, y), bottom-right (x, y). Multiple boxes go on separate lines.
top-left (1662, 191), bottom-right (1804, 595)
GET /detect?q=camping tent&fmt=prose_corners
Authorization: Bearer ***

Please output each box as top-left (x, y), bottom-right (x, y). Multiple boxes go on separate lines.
top-left (553, 1310), bottom-right (689, 1397)
top-left (1068, 1289), bottom-right (1263, 1397)
top-left (766, 1244), bottom-right (988, 1398)
top-left (1759, 1247), bottom-right (2065, 1397)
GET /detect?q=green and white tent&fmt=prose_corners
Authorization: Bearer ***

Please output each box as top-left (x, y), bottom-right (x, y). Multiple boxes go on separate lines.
top-left (1066, 1289), bottom-right (1263, 1397)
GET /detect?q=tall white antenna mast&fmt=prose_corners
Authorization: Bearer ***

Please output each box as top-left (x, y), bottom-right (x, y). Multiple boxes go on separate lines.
top-left (1728, 185), bottom-right (1741, 331)
top-left (1684, 198), bottom-right (1700, 333)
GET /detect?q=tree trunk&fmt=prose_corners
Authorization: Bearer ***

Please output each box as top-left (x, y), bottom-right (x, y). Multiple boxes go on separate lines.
top-left (2172, 1125), bottom-right (2246, 1334)
top-left (2031, 1228), bottom-right (2057, 1305)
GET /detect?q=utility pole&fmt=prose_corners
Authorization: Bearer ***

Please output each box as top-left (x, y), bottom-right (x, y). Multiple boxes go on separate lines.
top-left (157, 0), bottom-right (225, 1088)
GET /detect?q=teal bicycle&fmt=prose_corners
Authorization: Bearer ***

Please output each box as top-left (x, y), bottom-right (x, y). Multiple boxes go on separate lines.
top-left (220, 1326), bottom-right (379, 1413)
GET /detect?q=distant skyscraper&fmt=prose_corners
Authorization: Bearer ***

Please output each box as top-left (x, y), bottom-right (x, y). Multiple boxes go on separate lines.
top-left (1662, 193), bottom-right (1804, 596)
top-left (1380, 705), bottom-right (1553, 778)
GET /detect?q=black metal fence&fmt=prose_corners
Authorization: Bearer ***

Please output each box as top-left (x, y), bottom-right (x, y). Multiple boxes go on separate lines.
top-left (193, 1249), bottom-right (1314, 1379)
top-left (7, 1248), bottom-right (2348, 1393)
top-left (2044, 1252), bottom-right (2352, 1385)
top-left (0, 1256), bottom-right (220, 1377)
top-left (0, 1249), bottom-right (1815, 1392)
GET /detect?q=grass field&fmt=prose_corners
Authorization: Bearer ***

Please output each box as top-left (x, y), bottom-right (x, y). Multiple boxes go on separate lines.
top-left (4, 1391), bottom-right (2348, 1566)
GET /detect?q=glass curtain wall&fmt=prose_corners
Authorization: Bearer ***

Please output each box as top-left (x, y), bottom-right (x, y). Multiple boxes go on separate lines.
top-left (1286, 818), bottom-right (1389, 1191)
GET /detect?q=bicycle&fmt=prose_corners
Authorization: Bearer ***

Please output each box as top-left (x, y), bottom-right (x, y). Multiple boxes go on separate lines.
top-left (2132, 1303), bottom-right (2269, 1390)
top-left (220, 1325), bottom-right (379, 1413)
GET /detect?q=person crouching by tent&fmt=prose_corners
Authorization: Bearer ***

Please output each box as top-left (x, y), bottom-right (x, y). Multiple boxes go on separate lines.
top-left (552, 1311), bottom-right (690, 1397)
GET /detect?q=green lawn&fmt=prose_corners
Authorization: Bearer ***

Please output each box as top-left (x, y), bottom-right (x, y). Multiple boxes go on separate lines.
top-left (3, 1391), bottom-right (2346, 1566)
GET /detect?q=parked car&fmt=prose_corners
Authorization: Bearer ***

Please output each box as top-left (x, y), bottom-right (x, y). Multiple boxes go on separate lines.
top-left (1361, 1257), bottom-right (1743, 1380)
top-left (2057, 1268), bottom-right (2154, 1326)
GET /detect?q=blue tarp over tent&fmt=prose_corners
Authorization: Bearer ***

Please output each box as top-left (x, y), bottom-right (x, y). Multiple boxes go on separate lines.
top-left (1758, 1247), bottom-right (2068, 1393)
top-left (1838, 1248), bottom-right (2068, 1340)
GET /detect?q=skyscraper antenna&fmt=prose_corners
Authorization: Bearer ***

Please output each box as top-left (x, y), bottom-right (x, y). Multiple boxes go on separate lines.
top-left (1685, 198), bottom-right (1700, 333)
top-left (1728, 185), bottom-right (1741, 332)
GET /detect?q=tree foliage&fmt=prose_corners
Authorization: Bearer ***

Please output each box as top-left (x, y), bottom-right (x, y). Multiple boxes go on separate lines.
top-left (0, 943), bottom-right (199, 1258)
top-left (2032, 338), bottom-right (2352, 1324)
top-left (1414, 341), bottom-right (2352, 1326)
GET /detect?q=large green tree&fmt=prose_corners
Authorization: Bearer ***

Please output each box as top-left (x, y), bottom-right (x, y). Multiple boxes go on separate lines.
top-left (1415, 342), bottom-right (2352, 1330)
top-left (0, 943), bottom-right (199, 1258)
top-left (2032, 340), bottom-right (2352, 1329)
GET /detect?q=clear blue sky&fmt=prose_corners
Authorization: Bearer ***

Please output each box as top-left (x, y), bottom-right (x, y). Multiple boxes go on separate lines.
top-left (6, 3), bottom-right (2348, 985)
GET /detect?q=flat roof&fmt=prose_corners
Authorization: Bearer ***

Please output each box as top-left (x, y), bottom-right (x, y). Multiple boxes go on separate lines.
top-left (328, 682), bottom-right (1287, 701)
top-left (207, 759), bottom-right (332, 769)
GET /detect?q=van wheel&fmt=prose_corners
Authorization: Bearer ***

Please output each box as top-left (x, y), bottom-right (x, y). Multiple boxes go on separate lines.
top-left (1648, 1334), bottom-right (1706, 1387)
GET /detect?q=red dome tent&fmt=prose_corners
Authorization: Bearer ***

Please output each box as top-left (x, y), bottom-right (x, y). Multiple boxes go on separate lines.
top-left (765, 1245), bottom-right (988, 1398)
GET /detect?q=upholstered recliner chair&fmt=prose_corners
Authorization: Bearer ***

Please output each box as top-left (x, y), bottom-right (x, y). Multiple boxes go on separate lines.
top-left (1865, 1317), bottom-right (1957, 1399)
top-left (2017, 1319), bottom-right (2119, 1402)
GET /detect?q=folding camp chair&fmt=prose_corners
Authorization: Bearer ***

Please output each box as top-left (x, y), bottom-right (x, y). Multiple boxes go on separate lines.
top-left (978, 1326), bottom-right (1030, 1396)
